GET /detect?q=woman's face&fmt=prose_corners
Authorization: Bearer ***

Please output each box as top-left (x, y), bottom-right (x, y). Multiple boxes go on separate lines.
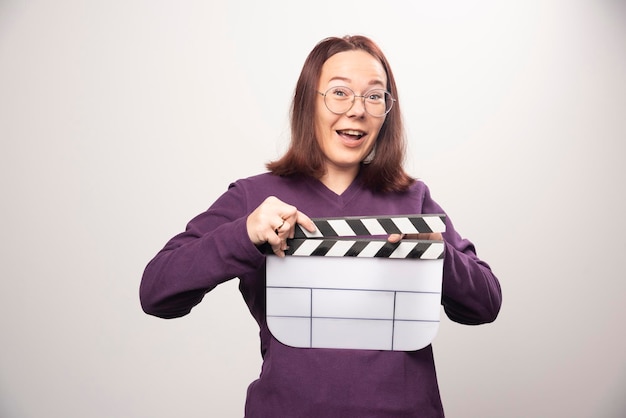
top-left (315, 50), bottom-right (388, 176)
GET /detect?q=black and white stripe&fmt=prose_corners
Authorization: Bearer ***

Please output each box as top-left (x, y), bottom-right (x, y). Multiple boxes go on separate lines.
top-left (284, 238), bottom-right (444, 259)
top-left (293, 215), bottom-right (446, 239)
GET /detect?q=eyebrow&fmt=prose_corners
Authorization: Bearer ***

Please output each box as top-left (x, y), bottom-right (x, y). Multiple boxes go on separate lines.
top-left (328, 76), bottom-right (386, 88)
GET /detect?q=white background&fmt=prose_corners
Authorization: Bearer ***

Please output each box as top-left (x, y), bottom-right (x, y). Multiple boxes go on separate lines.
top-left (1, 1), bottom-right (625, 417)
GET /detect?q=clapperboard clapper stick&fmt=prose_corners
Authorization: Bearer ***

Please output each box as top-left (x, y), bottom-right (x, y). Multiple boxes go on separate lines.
top-left (286, 214), bottom-right (447, 259)
top-left (265, 214), bottom-right (448, 351)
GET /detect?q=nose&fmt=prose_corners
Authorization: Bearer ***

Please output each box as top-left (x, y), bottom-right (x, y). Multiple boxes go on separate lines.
top-left (345, 95), bottom-right (367, 118)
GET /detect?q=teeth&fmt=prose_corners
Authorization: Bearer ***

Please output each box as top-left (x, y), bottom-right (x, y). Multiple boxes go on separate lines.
top-left (340, 130), bottom-right (365, 136)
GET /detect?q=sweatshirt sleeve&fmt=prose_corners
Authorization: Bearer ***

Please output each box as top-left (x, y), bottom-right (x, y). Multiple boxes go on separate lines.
top-left (139, 181), bottom-right (266, 319)
top-left (421, 183), bottom-right (502, 325)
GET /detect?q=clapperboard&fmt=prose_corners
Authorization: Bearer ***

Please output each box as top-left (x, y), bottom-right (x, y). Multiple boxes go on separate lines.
top-left (266, 214), bottom-right (446, 351)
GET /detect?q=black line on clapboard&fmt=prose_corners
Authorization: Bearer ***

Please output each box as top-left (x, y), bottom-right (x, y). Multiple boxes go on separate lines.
top-left (283, 239), bottom-right (444, 258)
top-left (391, 292), bottom-right (397, 350)
top-left (306, 214), bottom-right (445, 220)
top-left (267, 314), bottom-right (440, 323)
top-left (393, 318), bottom-right (440, 323)
top-left (346, 218), bottom-right (370, 236)
top-left (378, 218), bottom-right (403, 234)
top-left (301, 214), bottom-right (446, 225)
top-left (267, 285), bottom-right (441, 296)
top-left (309, 288), bottom-right (313, 348)
top-left (292, 215), bottom-right (446, 238)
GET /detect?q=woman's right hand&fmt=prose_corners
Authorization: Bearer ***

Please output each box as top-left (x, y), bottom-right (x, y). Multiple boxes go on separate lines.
top-left (246, 196), bottom-right (316, 257)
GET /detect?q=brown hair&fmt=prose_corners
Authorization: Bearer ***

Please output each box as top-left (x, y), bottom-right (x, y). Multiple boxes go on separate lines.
top-left (266, 35), bottom-right (414, 193)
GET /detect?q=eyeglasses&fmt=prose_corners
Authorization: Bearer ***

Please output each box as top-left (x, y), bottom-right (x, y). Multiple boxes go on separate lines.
top-left (317, 86), bottom-right (396, 117)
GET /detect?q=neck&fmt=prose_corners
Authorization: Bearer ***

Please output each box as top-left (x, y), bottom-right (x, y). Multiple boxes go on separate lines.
top-left (319, 165), bottom-right (359, 195)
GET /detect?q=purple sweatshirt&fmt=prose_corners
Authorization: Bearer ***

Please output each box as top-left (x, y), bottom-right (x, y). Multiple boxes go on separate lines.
top-left (140, 172), bottom-right (502, 417)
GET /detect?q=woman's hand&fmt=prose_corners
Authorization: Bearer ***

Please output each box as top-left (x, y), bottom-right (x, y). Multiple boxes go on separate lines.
top-left (387, 232), bottom-right (443, 243)
top-left (247, 196), bottom-right (316, 257)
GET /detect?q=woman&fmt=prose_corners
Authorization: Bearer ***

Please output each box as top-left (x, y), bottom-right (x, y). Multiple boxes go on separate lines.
top-left (140, 35), bottom-right (502, 417)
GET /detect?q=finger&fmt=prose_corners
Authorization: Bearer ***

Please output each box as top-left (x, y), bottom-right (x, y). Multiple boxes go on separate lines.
top-left (266, 227), bottom-right (283, 246)
top-left (388, 233), bottom-right (443, 242)
top-left (274, 218), bottom-right (286, 235)
top-left (269, 234), bottom-right (288, 257)
top-left (294, 211), bottom-right (316, 237)
top-left (387, 234), bottom-right (404, 243)
top-left (414, 232), bottom-right (443, 241)
top-left (275, 220), bottom-right (291, 239)
top-left (271, 245), bottom-right (285, 258)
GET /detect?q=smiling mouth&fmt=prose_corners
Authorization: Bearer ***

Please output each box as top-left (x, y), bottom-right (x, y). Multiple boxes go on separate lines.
top-left (337, 129), bottom-right (366, 140)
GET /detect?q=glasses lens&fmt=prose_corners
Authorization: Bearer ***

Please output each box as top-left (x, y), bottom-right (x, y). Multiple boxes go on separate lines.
top-left (323, 86), bottom-right (355, 114)
top-left (322, 87), bottom-right (394, 117)
top-left (364, 89), bottom-right (393, 117)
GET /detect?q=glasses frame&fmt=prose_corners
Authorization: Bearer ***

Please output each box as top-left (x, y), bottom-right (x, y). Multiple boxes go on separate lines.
top-left (317, 86), bottom-right (396, 117)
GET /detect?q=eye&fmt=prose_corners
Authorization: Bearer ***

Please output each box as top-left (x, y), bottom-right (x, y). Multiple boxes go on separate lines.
top-left (329, 87), bottom-right (353, 99)
top-left (366, 90), bottom-right (385, 101)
